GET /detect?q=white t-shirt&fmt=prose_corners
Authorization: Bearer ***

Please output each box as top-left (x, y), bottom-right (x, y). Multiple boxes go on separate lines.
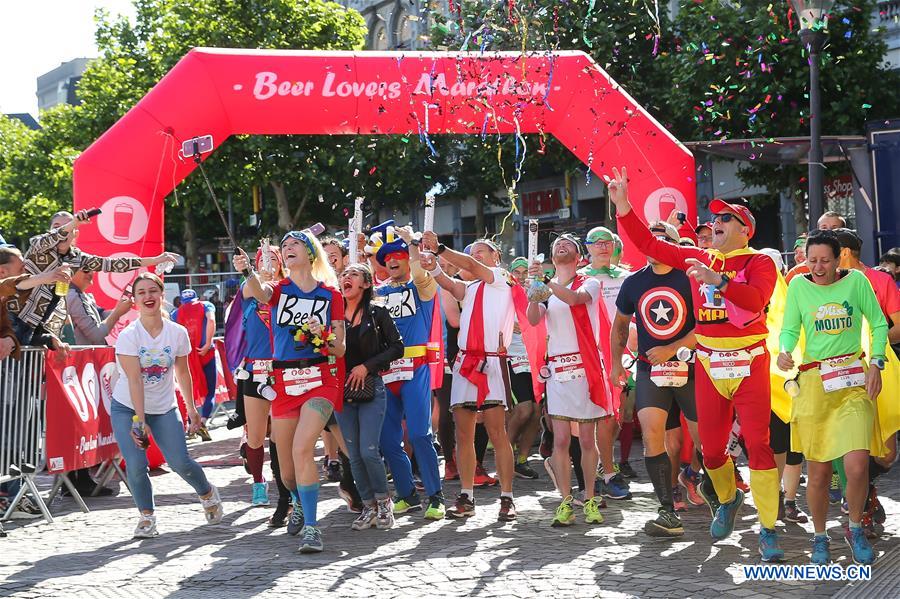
top-left (112, 318), bottom-right (192, 414)
top-left (592, 272), bottom-right (631, 321)
top-left (457, 266), bottom-right (515, 353)
top-left (545, 277), bottom-right (602, 357)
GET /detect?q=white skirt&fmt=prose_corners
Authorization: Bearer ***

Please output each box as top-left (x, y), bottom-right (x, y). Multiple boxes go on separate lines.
top-left (546, 375), bottom-right (608, 421)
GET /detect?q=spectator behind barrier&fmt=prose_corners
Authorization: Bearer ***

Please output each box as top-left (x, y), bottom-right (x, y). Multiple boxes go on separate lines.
top-left (66, 269), bottom-right (133, 346)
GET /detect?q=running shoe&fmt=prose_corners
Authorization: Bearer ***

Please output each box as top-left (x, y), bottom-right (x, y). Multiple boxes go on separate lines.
top-left (392, 493), bottom-right (422, 514)
top-left (251, 481), bottom-right (270, 507)
top-left (539, 426), bottom-right (553, 459)
top-left (544, 457), bottom-right (559, 493)
top-left (443, 457), bottom-right (460, 481)
top-left (697, 475), bottom-right (721, 518)
top-left (733, 467), bottom-right (749, 493)
top-left (498, 496), bottom-right (517, 522)
top-left (376, 497), bottom-right (395, 529)
top-left (673, 486), bottom-right (687, 512)
top-left (299, 525), bottom-right (324, 553)
top-left (618, 461), bottom-right (637, 479)
top-left (552, 496), bottom-right (576, 527)
top-left (446, 493), bottom-right (476, 519)
top-left (678, 469), bottom-right (704, 506)
top-left (841, 498), bottom-right (849, 515)
top-left (9, 496), bottom-right (41, 519)
top-left (644, 508), bottom-right (683, 538)
top-left (338, 485), bottom-right (363, 514)
top-left (474, 463), bottom-right (498, 488)
top-left (424, 495), bottom-right (446, 520)
top-left (225, 411), bottom-right (246, 430)
top-left (286, 501), bottom-right (304, 536)
top-left (133, 514), bottom-right (159, 538)
top-left (860, 512), bottom-right (879, 540)
top-left (583, 496), bottom-right (604, 525)
top-left (197, 425), bottom-right (212, 442)
top-left (784, 501), bottom-right (809, 524)
top-left (351, 504), bottom-right (377, 530)
top-left (810, 535), bottom-right (831, 565)
top-left (515, 460), bottom-right (539, 480)
top-left (710, 489), bottom-right (744, 540)
top-left (268, 500), bottom-right (290, 528)
top-left (601, 474), bottom-right (632, 500)
top-left (200, 485), bottom-right (224, 524)
top-left (572, 490), bottom-right (585, 508)
top-left (866, 484), bottom-right (886, 525)
top-left (829, 473), bottom-right (842, 504)
top-left (326, 459), bottom-right (342, 482)
top-left (759, 528), bottom-right (785, 562)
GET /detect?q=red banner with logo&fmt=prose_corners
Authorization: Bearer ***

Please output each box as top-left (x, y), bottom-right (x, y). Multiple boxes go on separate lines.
top-left (45, 347), bottom-right (119, 473)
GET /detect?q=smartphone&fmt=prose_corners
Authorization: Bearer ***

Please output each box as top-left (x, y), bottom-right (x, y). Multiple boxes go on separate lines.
top-left (182, 135), bottom-right (214, 157)
top-left (676, 212), bottom-right (686, 225)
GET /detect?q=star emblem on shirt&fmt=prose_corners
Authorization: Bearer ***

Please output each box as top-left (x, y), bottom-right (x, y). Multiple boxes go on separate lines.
top-left (650, 301), bottom-right (672, 323)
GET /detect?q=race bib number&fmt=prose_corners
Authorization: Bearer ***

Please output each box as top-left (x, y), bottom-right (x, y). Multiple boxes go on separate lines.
top-left (382, 358), bottom-right (415, 384)
top-left (282, 367), bottom-right (323, 396)
top-left (250, 359), bottom-right (273, 384)
top-left (650, 361), bottom-right (689, 387)
top-left (820, 357), bottom-right (865, 393)
top-left (551, 354), bottom-right (586, 382)
top-left (708, 350), bottom-right (751, 380)
top-left (510, 355), bottom-right (530, 374)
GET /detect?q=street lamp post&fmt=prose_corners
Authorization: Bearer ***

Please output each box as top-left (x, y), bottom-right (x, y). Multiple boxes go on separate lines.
top-left (790, 0), bottom-right (833, 228)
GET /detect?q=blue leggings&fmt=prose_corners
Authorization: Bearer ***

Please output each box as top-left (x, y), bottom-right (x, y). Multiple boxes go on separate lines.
top-left (379, 364), bottom-right (442, 498)
top-left (111, 400), bottom-right (212, 512)
top-left (200, 359), bottom-right (218, 419)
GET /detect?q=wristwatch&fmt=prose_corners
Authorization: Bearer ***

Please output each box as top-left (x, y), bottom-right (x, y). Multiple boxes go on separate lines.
top-left (410, 238), bottom-right (421, 247)
top-left (871, 357), bottom-right (886, 370)
top-left (714, 273), bottom-right (730, 290)
top-left (436, 243), bottom-right (447, 255)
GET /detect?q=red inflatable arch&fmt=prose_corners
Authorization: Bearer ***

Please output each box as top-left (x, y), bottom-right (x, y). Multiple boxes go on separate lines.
top-left (73, 49), bottom-right (695, 307)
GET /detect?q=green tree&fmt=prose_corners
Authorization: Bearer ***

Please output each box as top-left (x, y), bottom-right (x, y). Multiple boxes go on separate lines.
top-left (661, 0), bottom-right (900, 229)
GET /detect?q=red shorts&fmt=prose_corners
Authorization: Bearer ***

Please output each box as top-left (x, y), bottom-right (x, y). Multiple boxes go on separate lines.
top-left (270, 363), bottom-right (341, 419)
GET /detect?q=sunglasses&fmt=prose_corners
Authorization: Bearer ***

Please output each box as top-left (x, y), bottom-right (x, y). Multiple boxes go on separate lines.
top-left (713, 213), bottom-right (746, 226)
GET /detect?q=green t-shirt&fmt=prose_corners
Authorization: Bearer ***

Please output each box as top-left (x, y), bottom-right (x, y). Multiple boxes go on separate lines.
top-left (780, 269), bottom-right (888, 363)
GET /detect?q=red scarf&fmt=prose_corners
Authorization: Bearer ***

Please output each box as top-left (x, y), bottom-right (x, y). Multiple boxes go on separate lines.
top-left (511, 285), bottom-right (547, 402)
top-left (427, 291), bottom-right (445, 390)
top-left (175, 300), bottom-right (209, 404)
top-left (571, 275), bottom-right (612, 410)
top-left (459, 281), bottom-right (491, 405)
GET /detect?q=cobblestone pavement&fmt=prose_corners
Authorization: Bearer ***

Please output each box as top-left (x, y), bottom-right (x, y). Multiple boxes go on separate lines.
top-left (1, 425), bottom-right (897, 598)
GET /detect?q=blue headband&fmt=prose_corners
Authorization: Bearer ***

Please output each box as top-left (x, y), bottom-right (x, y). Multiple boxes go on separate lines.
top-left (281, 230), bottom-right (316, 260)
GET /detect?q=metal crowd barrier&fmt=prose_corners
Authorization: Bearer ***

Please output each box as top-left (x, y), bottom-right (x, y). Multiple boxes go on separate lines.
top-left (0, 347), bottom-right (53, 523)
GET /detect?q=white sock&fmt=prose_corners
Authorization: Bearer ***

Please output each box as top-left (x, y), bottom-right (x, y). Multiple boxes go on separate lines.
top-left (461, 488), bottom-right (474, 498)
top-left (603, 473), bottom-right (615, 484)
top-left (501, 491), bottom-right (513, 499)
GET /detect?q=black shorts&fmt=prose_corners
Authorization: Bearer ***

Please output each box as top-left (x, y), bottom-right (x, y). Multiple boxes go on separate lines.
top-left (240, 377), bottom-right (266, 401)
top-left (635, 368), bottom-right (697, 424)
top-left (769, 412), bottom-right (803, 465)
top-left (665, 401), bottom-right (682, 431)
top-left (509, 364), bottom-right (536, 404)
top-left (454, 402), bottom-right (504, 413)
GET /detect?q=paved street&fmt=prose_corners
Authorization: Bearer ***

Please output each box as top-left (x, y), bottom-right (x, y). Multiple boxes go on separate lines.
top-left (1, 425), bottom-right (897, 598)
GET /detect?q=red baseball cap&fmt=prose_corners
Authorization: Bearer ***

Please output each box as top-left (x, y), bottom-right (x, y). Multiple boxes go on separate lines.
top-left (709, 199), bottom-right (756, 238)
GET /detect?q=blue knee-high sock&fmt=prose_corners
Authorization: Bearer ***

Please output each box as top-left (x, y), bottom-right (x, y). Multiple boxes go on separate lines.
top-left (298, 484), bottom-right (319, 526)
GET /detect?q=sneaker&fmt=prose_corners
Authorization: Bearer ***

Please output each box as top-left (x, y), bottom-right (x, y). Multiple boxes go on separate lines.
top-left (326, 459), bottom-right (342, 482)
top-left (601, 474), bottom-right (632, 500)
top-left (710, 488), bottom-right (744, 540)
top-left (10, 496), bottom-right (42, 519)
top-left (673, 486), bottom-right (687, 512)
top-left (810, 535), bottom-right (831, 564)
top-left (424, 495), bottom-right (445, 520)
top-left (644, 508), bottom-right (684, 538)
top-left (443, 457), bottom-right (460, 481)
top-left (583, 496), bottom-right (604, 525)
top-left (392, 493), bottom-right (422, 514)
top-left (251, 481), bottom-right (270, 507)
top-left (784, 501), bottom-right (809, 524)
top-left (759, 528), bottom-right (785, 562)
top-left (697, 474), bottom-right (721, 518)
top-left (474, 463), bottom-right (498, 487)
top-left (133, 514), bottom-right (159, 538)
top-left (413, 478), bottom-right (426, 492)
top-left (197, 425), bottom-right (212, 442)
top-left (351, 504), bottom-right (377, 530)
top-left (552, 496), bottom-right (576, 527)
top-left (446, 493), bottom-right (475, 519)
top-left (866, 484), bottom-right (886, 525)
top-left (286, 501), bottom-right (304, 535)
top-left (678, 469), bottom-right (704, 506)
top-left (618, 461), bottom-right (637, 479)
top-left (860, 513), bottom-right (879, 540)
top-left (338, 486), bottom-right (363, 514)
top-left (734, 467), bottom-right (749, 493)
top-left (840, 498), bottom-right (849, 515)
top-left (299, 525), bottom-right (324, 553)
top-left (572, 490), bottom-right (586, 508)
top-left (829, 473), bottom-right (842, 504)
top-left (515, 460), bottom-right (539, 480)
top-left (498, 496), bottom-right (517, 522)
top-left (225, 412), bottom-right (246, 430)
top-left (543, 457), bottom-right (559, 493)
top-left (539, 426), bottom-right (553, 459)
top-left (200, 486), bottom-right (224, 524)
top-left (268, 500), bottom-right (290, 528)
top-left (376, 497), bottom-right (395, 529)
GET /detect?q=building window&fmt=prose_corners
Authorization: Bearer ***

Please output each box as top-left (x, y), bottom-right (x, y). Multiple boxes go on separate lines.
top-left (395, 10), bottom-right (414, 49)
top-left (372, 22), bottom-right (389, 50)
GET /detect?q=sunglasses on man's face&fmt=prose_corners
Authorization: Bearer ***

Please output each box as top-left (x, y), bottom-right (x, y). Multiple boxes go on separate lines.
top-left (713, 213), bottom-right (746, 227)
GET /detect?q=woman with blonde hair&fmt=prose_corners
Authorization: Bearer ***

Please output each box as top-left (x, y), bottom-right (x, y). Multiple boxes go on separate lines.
top-left (235, 229), bottom-right (345, 553)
